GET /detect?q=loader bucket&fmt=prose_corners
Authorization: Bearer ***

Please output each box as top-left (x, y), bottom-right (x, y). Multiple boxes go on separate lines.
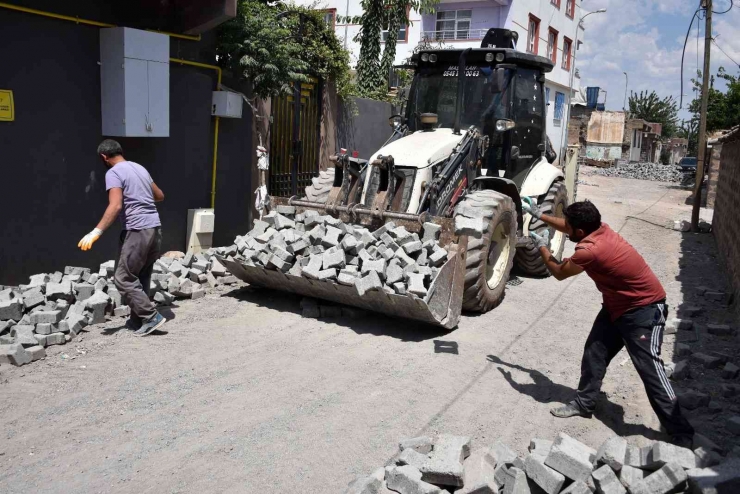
top-left (216, 239), bottom-right (465, 329)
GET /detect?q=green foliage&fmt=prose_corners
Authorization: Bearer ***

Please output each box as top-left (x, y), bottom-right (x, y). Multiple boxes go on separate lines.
top-left (628, 90), bottom-right (679, 138)
top-left (677, 119), bottom-right (698, 156)
top-left (354, 0), bottom-right (440, 99)
top-left (689, 68), bottom-right (740, 132)
top-left (216, 0), bottom-right (354, 101)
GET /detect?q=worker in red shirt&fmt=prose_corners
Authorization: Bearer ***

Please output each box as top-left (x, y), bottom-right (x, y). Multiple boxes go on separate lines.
top-left (524, 199), bottom-right (695, 447)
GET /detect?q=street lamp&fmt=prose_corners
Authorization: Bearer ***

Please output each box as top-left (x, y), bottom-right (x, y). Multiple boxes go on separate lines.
top-left (623, 72), bottom-right (628, 112)
top-left (558, 8), bottom-right (607, 163)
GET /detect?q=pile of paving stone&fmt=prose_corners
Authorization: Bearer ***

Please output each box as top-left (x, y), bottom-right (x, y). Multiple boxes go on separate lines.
top-left (345, 432), bottom-right (739, 494)
top-left (0, 252), bottom-right (238, 366)
top-left (586, 162), bottom-right (683, 183)
top-left (228, 205), bottom-right (448, 299)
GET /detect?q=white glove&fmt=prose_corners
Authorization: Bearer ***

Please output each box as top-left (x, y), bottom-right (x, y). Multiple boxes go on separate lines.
top-left (529, 230), bottom-right (550, 249)
top-left (78, 228), bottom-right (103, 251)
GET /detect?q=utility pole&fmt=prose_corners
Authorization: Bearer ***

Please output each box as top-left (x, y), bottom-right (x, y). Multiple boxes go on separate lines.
top-left (691, 0), bottom-right (711, 231)
top-left (623, 72), bottom-right (628, 112)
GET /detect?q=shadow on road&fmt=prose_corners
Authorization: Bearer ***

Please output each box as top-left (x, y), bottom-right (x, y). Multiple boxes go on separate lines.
top-left (487, 355), bottom-right (666, 441)
top-left (224, 286), bottom-right (453, 342)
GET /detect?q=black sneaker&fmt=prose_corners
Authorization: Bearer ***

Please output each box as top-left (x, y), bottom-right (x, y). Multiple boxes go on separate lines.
top-left (550, 401), bottom-right (592, 418)
top-left (134, 313), bottom-right (166, 337)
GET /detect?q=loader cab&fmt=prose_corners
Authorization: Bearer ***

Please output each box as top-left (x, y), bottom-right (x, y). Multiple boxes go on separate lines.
top-left (405, 42), bottom-right (554, 187)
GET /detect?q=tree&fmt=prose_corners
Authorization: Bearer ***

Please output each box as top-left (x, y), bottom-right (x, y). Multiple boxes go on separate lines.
top-left (217, 0), bottom-right (353, 100)
top-left (689, 67), bottom-right (740, 132)
top-left (628, 90), bottom-right (679, 138)
top-left (351, 0), bottom-right (440, 99)
top-left (677, 119), bottom-right (699, 156)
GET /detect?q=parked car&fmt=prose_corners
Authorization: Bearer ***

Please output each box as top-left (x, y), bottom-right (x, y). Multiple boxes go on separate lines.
top-left (676, 156), bottom-right (697, 172)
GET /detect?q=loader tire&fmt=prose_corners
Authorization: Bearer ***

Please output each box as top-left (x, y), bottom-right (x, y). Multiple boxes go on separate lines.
top-left (303, 168), bottom-right (336, 203)
top-left (458, 190), bottom-right (517, 313)
top-left (515, 181), bottom-right (568, 277)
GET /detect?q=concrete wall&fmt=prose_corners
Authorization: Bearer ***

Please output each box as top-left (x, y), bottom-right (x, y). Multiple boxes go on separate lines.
top-left (707, 142), bottom-right (722, 209)
top-left (711, 128), bottom-right (740, 316)
top-left (585, 143), bottom-right (621, 162)
top-left (0, 2), bottom-right (253, 285)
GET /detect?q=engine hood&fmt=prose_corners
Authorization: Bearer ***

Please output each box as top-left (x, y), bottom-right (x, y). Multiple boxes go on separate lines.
top-left (370, 128), bottom-right (464, 169)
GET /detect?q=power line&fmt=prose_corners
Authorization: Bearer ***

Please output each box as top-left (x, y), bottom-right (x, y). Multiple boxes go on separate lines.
top-left (679, 3), bottom-right (703, 109)
top-left (712, 37), bottom-right (740, 68)
top-left (713, 0), bottom-right (733, 14)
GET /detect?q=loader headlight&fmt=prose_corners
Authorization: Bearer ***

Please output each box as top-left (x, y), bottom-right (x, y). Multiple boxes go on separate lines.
top-left (495, 119), bottom-right (516, 132)
top-left (485, 53), bottom-right (494, 62)
top-left (495, 53), bottom-right (505, 62)
top-left (429, 54), bottom-right (437, 63)
top-left (421, 53), bottom-right (429, 62)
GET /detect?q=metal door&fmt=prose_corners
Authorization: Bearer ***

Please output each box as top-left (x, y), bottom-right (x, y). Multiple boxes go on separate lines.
top-left (269, 77), bottom-right (323, 197)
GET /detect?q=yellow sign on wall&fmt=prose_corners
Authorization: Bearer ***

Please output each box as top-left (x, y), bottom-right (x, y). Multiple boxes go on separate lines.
top-left (0, 90), bottom-right (15, 121)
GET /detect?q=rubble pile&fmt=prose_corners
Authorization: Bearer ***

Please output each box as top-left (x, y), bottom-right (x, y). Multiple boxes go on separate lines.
top-left (228, 206), bottom-right (449, 299)
top-left (345, 432), bottom-right (738, 494)
top-left (585, 162), bottom-right (683, 183)
top-left (0, 252), bottom-right (237, 366)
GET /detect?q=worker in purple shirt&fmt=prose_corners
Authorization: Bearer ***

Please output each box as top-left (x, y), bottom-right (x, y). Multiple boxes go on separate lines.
top-left (78, 139), bottom-right (167, 336)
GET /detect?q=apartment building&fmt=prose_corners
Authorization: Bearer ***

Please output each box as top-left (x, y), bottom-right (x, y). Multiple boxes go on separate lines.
top-left (304, 0), bottom-right (586, 161)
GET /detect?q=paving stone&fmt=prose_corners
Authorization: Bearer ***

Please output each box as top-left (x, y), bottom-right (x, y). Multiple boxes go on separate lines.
top-left (337, 272), bottom-right (357, 286)
top-left (422, 222), bottom-right (441, 243)
top-left (458, 448), bottom-right (497, 494)
top-left (728, 416), bottom-right (740, 435)
top-left (355, 271), bottom-right (382, 296)
top-left (492, 440), bottom-right (518, 466)
top-left (0, 320), bottom-right (16, 336)
top-left (362, 259), bottom-right (386, 280)
top-left (0, 343), bottom-right (32, 366)
top-left (721, 383), bottom-right (740, 397)
top-left (665, 318), bottom-right (693, 333)
top-left (396, 448), bottom-right (429, 470)
top-left (392, 282), bottom-right (407, 295)
top-left (73, 283), bottom-right (95, 301)
top-left (672, 360), bottom-right (691, 380)
top-left (675, 343), bottom-right (691, 357)
top-left (29, 310), bottom-right (62, 324)
top-left (323, 248), bottom-right (346, 270)
top-left (307, 225), bottom-right (327, 245)
top-left (34, 323), bottom-right (53, 335)
top-left (544, 432), bottom-right (597, 482)
top-left (301, 255), bottom-right (323, 280)
top-left (10, 325), bottom-right (38, 347)
top-left (691, 352), bottom-right (724, 369)
top-left (722, 362), bottom-right (740, 379)
top-left (419, 434), bottom-right (470, 487)
top-left (341, 234), bottom-right (361, 254)
top-left (28, 273), bottom-right (49, 288)
top-left (400, 437), bottom-right (433, 455)
top-left (406, 273), bottom-right (427, 297)
top-left (526, 453), bottom-right (566, 494)
top-left (0, 299), bottom-right (24, 321)
top-left (317, 269), bottom-right (337, 281)
top-left (502, 466), bottom-right (530, 494)
top-left (344, 473), bottom-right (382, 494)
top-left (168, 260), bottom-right (186, 276)
top-left (373, 222), bottom-right (397, 239)
top-left (389, 226), bottom-right (412, 244)
top-left (287, 263), bottom-right (303, 277)
top-left (267, 253), bottom-right (292, 272)
top-left (687, 458), bottom-right (740, 494)
top-left (65, 313), bottom-right (88, 335)
top-left (560, 480), bottom-right (592, 494)
top-left (154, 291), bottom-right (175, 306)
top-left (694, 446), bottom-right (721, 468)
top-left (173, 279), bottom-right (196, 297)
top-left (596, 436), bottom-right (627, 471)
top-left (322, 225), bottom-right (343, 248)
top-left (46, 332), bottom-right (65, 346)
top-left (108, 288), bottom-right (123, 307)
top-left (618, 465), bottom-right (646, 491)
top-left (187, 269), bottom-right (202, 282)
top-left (649, 441), bottom-right (699, 470)
top-left (403, 240), bottom-right (423, 255)
top-left (529, 438), bottom-right (553, 457)
top-left (272, 213), bottom-right (295, 230)
top-left (429, 247), bottom-right (447, 267)
top-left (707, 323), bottom-right (734, 336)
top-left (27, 345), bottom-right (46, 361)
top-left (394, 248), bottom-right (416, 268)
top-left (0, 288), bottom-right (16, 302)
top-left (191, 288), bottom-right (206, 300)
top-left (592, 464), bottom-right (626, 494)
top-left (93, 278), bottom-right (107, 292)
top-left (631, 462), bottom-right (687, 494)
top-left (386, 465), bottom-right (443, 494)
top-left (22, 288), bottom-right (45, 310)
top-left (113, 306), bottom-right (130, 317)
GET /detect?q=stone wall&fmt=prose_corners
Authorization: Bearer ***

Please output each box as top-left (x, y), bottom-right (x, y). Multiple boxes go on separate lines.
top-left (712, 127), bottom-right (740, 314)
top-left (706, 142), bottom-right (722, 209)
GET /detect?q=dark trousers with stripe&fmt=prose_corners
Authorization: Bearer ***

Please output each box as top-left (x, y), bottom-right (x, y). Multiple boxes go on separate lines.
top-left (574, 301), bottom-right (695, 438)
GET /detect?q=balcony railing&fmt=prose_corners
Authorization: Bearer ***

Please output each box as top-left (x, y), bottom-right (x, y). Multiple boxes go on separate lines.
top-left (421, 29), bottom-right (488, 41)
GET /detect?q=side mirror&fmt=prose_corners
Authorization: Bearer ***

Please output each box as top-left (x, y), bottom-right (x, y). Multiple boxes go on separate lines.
top-left (490, 67), bottom-right (506, 93)
top-left (388, 115), bottom-right (404, 128)
top-left (511, 146), bottom-right (520, 159)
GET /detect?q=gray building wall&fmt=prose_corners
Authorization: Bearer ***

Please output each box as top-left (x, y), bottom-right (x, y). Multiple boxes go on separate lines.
top-left (0, 2), bottom-right (253, 285)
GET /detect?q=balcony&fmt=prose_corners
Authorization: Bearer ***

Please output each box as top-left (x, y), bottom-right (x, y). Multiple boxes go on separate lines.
top-left (421, 29), bottom-right (488, 41)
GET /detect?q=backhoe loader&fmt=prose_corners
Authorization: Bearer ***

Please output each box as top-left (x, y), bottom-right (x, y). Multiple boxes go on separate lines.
top-left (219, 28), bottom-right (569, 329)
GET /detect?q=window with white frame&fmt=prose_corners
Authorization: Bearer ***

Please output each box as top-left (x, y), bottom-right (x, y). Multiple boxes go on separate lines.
top-left (547, 28), bottom-right (558, 64)
top-left (562, 38), bottom-right (572, 70)
top-left (527, 15), bottom-right (540, 54)
top-left (554, 91), bottom-right (565, 123)
top-left (382, 21), bottom-right (408, 42)
top-left (435, 10), bottom-right (472, 40)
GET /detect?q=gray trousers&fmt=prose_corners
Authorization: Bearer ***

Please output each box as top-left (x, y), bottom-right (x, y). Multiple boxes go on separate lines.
top-left (114, 228), bottom-right (162, 322)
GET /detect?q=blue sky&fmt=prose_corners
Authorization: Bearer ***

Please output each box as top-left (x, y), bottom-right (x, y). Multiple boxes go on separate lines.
top-left (576, 0), bottom-right (740, 122)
